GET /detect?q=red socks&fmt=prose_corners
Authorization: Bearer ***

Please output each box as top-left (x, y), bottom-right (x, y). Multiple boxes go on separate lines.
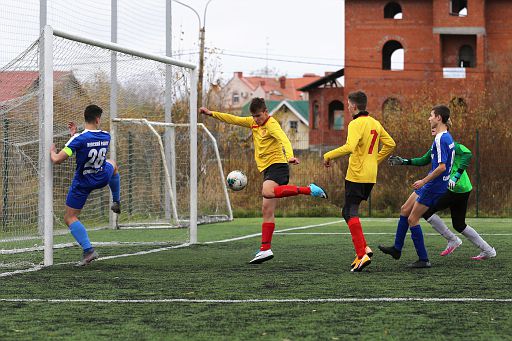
top-left (273, 185), bottom-right (311, 198)
top-left (260, 222), bottom-right (275, 251)
top-left (347, 217), bottom-right (367, 259)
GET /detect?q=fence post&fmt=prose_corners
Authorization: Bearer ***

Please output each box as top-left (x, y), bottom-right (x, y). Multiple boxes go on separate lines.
top-left (475, 129), bottom-right (480, 218)
top-left (368, 193), bottom-right (372, 217)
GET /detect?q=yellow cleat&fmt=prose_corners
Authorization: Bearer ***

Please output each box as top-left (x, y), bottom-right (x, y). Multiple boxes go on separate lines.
top-left (350, 255), bottom-right (359, 269)
top-left (350, 254), bottom-right (372, 272)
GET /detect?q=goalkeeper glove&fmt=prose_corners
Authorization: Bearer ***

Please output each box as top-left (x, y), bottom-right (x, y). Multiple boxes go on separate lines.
top-left (448, 171), bottom-right (462, 190)
top-left (388, 155), bottom-right (410, 166)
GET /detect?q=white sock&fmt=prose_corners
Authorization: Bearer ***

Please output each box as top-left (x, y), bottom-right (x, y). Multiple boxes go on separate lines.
top-left (427, 214), bottom-right (458, 242)
top-left (462, 225), bottom-right (493, 252)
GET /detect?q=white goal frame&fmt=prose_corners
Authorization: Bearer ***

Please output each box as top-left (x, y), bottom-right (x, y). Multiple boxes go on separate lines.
top-left (111, 117), bottom-right (233, 229)
top-left (39, 25), bottom-right (199, 266)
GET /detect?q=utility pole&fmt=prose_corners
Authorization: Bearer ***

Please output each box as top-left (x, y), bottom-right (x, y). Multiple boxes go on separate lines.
top-left (171, 0), bottom-right (214, 113)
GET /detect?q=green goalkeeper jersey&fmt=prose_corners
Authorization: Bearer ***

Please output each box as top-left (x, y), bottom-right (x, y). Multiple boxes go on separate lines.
top-left (409, 142), bottom-right (473, 193)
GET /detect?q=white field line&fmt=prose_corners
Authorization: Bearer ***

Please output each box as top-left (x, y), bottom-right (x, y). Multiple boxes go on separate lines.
top-left (0, 297), bottom-right (511, 304)
top-left (275, 232), bottom-right (512, 236)
top-left (0, 219), bottom-right (508, 278)
top-left (0, 221), bottom-right (342, 278)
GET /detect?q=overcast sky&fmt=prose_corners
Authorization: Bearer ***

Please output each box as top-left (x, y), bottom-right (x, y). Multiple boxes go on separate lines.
top-left (0, 0), bottom-right (345, 81)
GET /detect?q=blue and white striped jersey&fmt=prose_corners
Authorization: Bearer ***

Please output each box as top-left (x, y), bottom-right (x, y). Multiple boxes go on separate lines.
top-left (64, 129), bottom-right (111, 186)
top-left (425, 131), bottom-right (454, 193)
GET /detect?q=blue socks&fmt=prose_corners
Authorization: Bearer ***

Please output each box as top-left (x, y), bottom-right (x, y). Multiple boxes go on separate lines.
top-left (393, 215), bottom-right (409, 251)
top-left (69, 220), bottom-right (92, 252)
top-left (109, 173), bottom-right (120, 202)
top-left (410, 225), bottom-right (429, 261)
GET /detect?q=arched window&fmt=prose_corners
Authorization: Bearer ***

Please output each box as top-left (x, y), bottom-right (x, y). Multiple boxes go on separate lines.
top-left (384, 2), bottom-right (403, 19)
top-left (451, 0), bottom-right (467, 16)
top-left (382, 40), bottom-right (404, 70)
top-left (459, 45), bottom-right (475, 67)
top-left (382, 98), bottom-right (402, 120)
top-left (312, 101), bottom-right (319, 129)
top-left (328, 100), bottom-right (344, 131)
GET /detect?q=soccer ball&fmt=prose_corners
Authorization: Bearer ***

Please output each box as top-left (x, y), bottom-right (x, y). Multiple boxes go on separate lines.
top-left (226, 170), bottom-right (247, 191)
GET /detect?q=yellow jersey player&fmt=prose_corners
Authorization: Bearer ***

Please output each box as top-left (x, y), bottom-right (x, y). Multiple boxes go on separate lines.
top-left (323, 91), bottom-right (395, 272)
top-left (200, 98), bottom-right (327, 264)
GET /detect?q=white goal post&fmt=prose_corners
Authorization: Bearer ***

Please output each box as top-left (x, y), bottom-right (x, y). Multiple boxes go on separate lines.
top-left (38, 25), bottom-right (201, 266)
top-left (111, 117), bottom-right (233, 229)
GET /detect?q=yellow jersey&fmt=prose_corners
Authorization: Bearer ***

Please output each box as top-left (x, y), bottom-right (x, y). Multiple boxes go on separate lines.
top-left (211, 111), bottom-right (294, 172)
top-left (323, 112), bottom-right (395, 183)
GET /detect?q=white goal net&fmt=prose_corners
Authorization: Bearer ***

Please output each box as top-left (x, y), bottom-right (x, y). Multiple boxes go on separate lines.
top-left (0, 26), bottom-right (232, 273)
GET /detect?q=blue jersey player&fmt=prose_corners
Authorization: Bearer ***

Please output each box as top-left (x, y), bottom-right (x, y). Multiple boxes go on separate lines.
top-left (50, 105), bottom-right (121, 266)
top-left (379, 105), bottom-right (454, 268)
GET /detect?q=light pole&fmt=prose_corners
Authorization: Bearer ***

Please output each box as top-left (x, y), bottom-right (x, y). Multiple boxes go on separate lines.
top-left (172, 0), bottom-right (214, 111)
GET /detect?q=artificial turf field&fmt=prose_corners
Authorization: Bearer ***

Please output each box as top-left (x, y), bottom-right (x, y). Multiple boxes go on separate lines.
top-left (0, 217), bottom-right (511, 340)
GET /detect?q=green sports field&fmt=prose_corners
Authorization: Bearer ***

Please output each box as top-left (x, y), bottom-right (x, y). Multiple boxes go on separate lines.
top-left (0, 217), bottom-right (511, 340)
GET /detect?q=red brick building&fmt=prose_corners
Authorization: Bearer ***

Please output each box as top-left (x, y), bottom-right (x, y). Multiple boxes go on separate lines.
top-left (345, 0), bottom-right (512, 120)
top-left (298, 69), bottom-right (345, 149)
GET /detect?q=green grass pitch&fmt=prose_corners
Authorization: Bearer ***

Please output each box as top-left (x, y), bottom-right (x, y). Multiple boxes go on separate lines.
top-left (0, 217), bottom-right (511, 340)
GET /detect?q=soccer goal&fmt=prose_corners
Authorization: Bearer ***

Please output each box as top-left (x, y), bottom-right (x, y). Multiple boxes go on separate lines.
top-left (0, 25), bottom-right (232, 273)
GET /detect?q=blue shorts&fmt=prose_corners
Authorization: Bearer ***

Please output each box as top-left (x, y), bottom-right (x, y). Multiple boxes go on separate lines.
top-left (66, 162), bottom-right (115, 210)
top-left (415, 186), bottom-right (445, 208)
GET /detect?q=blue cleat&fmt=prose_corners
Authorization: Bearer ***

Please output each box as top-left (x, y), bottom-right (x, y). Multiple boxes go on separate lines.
top-left (309, 183), bottom-right (328, 199)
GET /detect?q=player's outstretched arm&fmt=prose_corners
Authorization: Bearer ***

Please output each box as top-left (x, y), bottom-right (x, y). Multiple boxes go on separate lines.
top-left (200, 107), bottom-right (252, 128)
top-left (50, 144), bottom-right (69, 165)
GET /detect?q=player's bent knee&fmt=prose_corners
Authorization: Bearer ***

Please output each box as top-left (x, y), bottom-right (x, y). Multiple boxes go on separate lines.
top-left (107, 159), bottom-right (118, 172)
top-left (453, 221), bottom-right (467, 233)
top-left (407, 216), bottom-right (419, 227)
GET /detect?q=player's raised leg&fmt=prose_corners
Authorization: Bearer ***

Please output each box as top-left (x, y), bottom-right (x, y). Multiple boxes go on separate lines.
top-left (271, 183), bottom-right (327, 199)
top-left (106, 159), bottom-right (121, 214)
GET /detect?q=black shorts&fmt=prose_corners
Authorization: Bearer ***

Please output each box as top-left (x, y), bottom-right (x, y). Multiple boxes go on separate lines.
top-left (424, 190), bottom-right (471, 232)
top-left (263, 163), bottom-right (290, 185)
top-left (345, 180), bottom-right (374, 205)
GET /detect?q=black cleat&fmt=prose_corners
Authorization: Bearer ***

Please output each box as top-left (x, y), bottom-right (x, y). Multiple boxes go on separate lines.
top-left (378, 244), bottom-right (402, 260)
top-left (111, 201), bottom-right (121, 214)
top-left (408, 260), bottom-right (432, 268)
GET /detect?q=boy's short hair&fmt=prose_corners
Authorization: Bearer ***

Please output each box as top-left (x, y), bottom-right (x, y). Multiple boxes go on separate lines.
top-left (249, 97), bottom-right (267, 115)
top-left (432, 105), bottom-right (450, 124)
top-left (348, 91), bottom-right (368, 111)
top-left (84, 105), bottom-right (103, 123)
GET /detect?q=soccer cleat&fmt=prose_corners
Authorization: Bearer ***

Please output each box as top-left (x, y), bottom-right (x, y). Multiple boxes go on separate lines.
top-left (351, 254), bottom-right (371, 272)
top-left (408, 260), bottom-right (432, 268)
top-left (309, 183), bottom-right (328, 199)
top-left (378, 244), bottom-right (401, 260)
top-left (471, 248), bottom-right (496, 260)
top-left (76, 249), bottom-right (99, 267)
top-left (350, 247), bottom-right (374, 269)
top-left (350, 255), bottom-right (358, 269)
top-left (440, 237), bottom-right (462, 256)
top-left (249, 249), bottom-right (274, 264)
top-left (111, 201), bottom-right (121, 214)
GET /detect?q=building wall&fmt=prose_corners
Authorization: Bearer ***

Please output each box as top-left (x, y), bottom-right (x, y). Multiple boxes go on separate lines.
top-left (486, 0), bottom-right (512, 68)
top-left (272, 109), bottom-right (309, 150)
top-left (308, 87), bottom-right (345, 147)
top-left (344, 0), bottom-right (494, 122)
top-left (221, 76), bottom-right (254, 110)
